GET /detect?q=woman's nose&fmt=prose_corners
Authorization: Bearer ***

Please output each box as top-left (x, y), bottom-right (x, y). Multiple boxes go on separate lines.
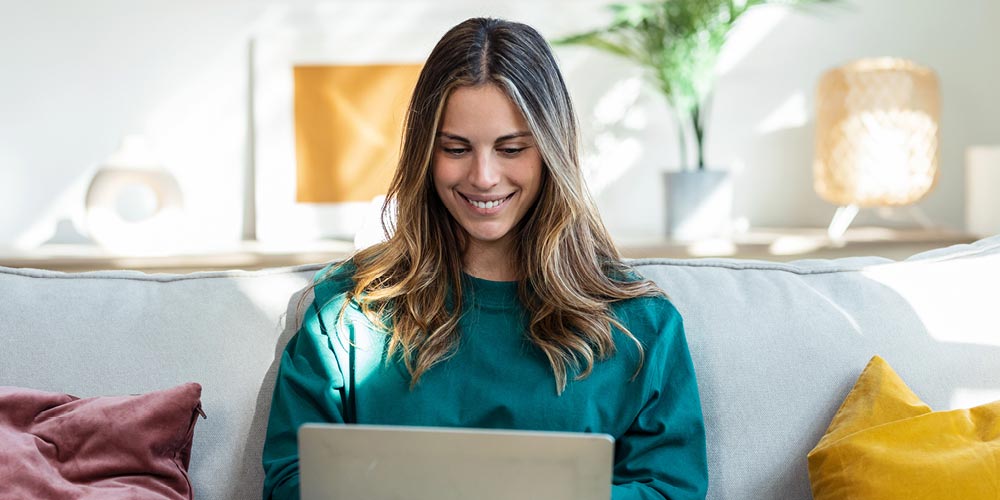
top-left (468, 151), bottom-right (500, 189)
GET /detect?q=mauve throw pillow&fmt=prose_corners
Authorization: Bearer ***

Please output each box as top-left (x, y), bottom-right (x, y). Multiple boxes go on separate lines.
top-left (0, 383), bottom-right (204, 500)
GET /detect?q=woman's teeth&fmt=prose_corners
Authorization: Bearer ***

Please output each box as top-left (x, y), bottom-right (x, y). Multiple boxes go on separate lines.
top-left (472, 199), bottom-right (499, 209)
top-left (466, 195), bottom-right (509, 209)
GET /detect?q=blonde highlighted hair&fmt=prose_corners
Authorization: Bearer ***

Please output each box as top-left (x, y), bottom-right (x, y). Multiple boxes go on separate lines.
top-left (316, 17), bottom-right (664, 394)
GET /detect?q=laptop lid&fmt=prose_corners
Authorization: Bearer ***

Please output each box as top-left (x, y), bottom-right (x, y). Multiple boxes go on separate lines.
top-left (298, 424), bottom-right (614, 500)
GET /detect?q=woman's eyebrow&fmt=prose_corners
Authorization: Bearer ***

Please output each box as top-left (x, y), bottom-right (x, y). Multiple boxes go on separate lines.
top-left (437, 131), bottom-right (533, 144)
top-left (437, 132), bottom-right (471, 144)
top-left (494, 131), bottom-right (533, 143)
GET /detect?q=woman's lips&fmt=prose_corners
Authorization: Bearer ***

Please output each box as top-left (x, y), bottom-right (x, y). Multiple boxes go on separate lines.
top-left (460, 192), bottom-right (515, 214)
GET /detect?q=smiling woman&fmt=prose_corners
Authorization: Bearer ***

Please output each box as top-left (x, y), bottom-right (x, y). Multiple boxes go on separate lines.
top-left (432, 85), bottom-right (544, 280)
top-left (263, 17), bottom-right (708, 500)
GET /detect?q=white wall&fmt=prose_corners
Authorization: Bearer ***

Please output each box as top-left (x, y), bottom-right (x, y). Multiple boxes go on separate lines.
top-left (1, 0), bottom-right (997, 250)
top-left (581, 0), bottom-right (1000, 239)
top-left (0, 0), bottom-right (262, 249)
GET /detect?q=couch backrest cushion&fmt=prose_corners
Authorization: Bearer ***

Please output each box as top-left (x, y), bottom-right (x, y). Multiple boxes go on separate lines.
top-left (631, 235), bottom-right (1000, 499)
top-left (1, 234), bottom-right (998, 500)
top-left (0, 265), bottom-right (322, 500)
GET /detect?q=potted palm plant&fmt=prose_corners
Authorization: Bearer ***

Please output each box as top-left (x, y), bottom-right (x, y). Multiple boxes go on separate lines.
top-left (555, 0), bottom-right (837, 240)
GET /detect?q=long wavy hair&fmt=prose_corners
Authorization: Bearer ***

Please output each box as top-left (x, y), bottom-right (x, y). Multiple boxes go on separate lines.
top-left (316, 17), bottom-right (664, 394)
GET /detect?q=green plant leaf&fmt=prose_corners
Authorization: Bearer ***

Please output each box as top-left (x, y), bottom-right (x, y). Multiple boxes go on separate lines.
top-left (552, 0), bottom-right (840, 169)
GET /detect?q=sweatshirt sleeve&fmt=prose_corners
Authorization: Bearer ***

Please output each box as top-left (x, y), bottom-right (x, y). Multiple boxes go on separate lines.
top-left (611, 300), bottom-right (708, 500)
top-left (262, 265), bottom-right (354, 500)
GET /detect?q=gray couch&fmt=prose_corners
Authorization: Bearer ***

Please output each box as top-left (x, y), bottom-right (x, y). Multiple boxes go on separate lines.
top-left (2, 234), bottom-right (999, 499)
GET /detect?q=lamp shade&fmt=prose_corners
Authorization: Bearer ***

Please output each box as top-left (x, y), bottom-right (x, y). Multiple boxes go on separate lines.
top-left (814, 58), bottom-right (940, 207)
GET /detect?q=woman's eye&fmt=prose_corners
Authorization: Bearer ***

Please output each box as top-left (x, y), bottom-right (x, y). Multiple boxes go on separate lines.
top-left (498, 147), bottom-right (526, 156)
top-left (442, 147), bottom-right (468, 156)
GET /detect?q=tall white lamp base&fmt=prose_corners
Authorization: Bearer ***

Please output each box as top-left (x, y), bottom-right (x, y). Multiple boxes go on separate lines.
top-left (827, 205), bottom-right (936, 244)
top-left (827, 205), bottom-right (860, 243)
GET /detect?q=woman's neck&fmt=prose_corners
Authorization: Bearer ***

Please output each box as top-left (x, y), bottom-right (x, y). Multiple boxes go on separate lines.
top-left (462, 238), bottom-right (517, 281)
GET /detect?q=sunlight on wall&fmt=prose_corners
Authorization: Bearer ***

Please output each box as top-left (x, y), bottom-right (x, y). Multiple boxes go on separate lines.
top-left (0, 131), bottom-right (101, 250)
top-left (755, 91), bottom-right (808, 135)
top-left (593, 77), bottom-right (643, 124)
top-left (716, 6), bottom-right (790, 76)
top-left (580, 77), bottom-right (645, 195)
top-left (0, 146), bottom-right (41, 249)
top-left (861, 256), bottom-right (1000, 348)
top-left (583, 135), bottom-right (643, 195)
top-left (13, 170), bottom-right (94, 251)
top-left (143, 33), bottom-right (249, 248)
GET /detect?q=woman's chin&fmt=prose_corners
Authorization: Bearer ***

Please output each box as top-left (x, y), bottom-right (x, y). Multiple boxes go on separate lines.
top-left (462, 227), bottom-right (514, 247)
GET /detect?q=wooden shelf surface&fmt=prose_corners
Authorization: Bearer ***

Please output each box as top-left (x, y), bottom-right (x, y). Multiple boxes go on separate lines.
top-left (0, 227), bottom-right (981, 273)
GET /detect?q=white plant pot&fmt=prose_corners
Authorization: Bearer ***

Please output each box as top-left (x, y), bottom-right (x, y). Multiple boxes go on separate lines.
top-left (663, 170), bottom-right (733, 242)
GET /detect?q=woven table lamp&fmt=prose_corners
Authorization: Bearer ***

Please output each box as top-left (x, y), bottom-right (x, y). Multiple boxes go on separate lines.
top-left (814, 57), bottom-right (940, 240)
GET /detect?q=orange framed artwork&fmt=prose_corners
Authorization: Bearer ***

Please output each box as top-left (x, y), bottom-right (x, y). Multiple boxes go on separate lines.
top-left (293, 64), bottom-right (423, 203)
top-left (251, 30), bottom-right (429, 244)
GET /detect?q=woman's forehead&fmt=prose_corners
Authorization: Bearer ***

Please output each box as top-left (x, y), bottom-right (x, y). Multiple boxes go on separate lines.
top-left (438, 85), bottom-right (531, 141)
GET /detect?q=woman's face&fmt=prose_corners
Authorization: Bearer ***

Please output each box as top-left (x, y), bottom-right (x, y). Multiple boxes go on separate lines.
top-left (432, 84), bottom-right (543, 256)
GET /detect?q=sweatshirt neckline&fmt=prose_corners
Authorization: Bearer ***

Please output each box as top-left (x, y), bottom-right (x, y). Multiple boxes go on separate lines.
top-left (461, 273), bottom-right (520, 310)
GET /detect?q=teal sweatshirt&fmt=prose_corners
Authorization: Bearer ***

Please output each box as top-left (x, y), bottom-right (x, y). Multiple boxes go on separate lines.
top-left (262, 263), bottom-right (708, 499)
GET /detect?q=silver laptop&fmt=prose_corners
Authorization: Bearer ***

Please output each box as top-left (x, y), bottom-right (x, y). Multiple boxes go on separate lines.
top-left (299, 424), bottom-right (615, 500)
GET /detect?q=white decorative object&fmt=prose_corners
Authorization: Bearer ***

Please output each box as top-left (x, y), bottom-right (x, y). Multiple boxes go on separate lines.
top-left (966, 146), bottom-right (1000, 237)
top-left (84, 135), bottom-right (185, 254)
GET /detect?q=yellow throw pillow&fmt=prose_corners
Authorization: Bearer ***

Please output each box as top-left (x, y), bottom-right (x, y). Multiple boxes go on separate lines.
top-left (808, 355), bottom-right (1000, 500)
